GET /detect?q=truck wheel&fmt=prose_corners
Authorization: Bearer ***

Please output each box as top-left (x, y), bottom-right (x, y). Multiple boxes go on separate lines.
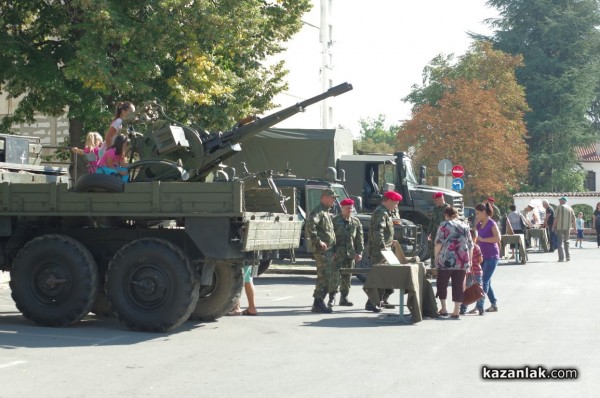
top-left (189, 264), bottom-right (243, 322)
top-left (75, 174), bottom-right (124, 193)
top-left (257, 260), bottom-right (271, 276)
top-left (9, 234), bottom-right (98, 327)
top-left (106, 238), bottom-right (199, 332)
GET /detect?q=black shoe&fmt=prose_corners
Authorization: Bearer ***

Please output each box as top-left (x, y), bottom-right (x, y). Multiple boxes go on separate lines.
top-left (381, 299), bottom-right (395, 309)
top-left (365, 301), bottom-right (382, 313)
top-left (339, 296), bottom-right (353, 306)
top-left (312, 298), bottom-right (333, 313)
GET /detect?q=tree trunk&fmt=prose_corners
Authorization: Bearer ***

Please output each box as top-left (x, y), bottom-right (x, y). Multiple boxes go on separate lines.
top-left (68, 117), bottom-right (87, 184)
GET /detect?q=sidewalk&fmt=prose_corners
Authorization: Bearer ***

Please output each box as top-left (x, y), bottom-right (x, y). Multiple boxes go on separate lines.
top-left (0, 271), bottom-right (9, 285)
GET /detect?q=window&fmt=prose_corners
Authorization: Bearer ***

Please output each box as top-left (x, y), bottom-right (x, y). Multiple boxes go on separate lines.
top-left (584, 170), bottom-right (596, 191)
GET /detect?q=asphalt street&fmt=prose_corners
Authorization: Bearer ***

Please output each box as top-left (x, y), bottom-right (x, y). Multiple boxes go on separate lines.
top-left (0, 239), bottom-right (598, 398)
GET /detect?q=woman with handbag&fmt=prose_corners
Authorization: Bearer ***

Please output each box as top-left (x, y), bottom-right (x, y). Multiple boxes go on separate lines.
top-left (434, 206), bottom-right (473, 319)
top-left (475, 202), bottom-right (502, 312)
top-left (460, 228), bottom-right (485, 315)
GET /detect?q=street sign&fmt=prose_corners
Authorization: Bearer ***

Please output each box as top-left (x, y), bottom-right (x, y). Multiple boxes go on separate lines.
top-left (452, 178), bottom-right (465, 191)
top-left (437, 159), bottom-right (453, 175)
top-left (451, 165), bottom-right (465, 178)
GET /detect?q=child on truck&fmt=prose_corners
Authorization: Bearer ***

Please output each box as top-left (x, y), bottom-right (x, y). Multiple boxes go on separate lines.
top-left (71, 131), bottom-right (103, 174)
top-left (96, 134), bottom-right (129, 182)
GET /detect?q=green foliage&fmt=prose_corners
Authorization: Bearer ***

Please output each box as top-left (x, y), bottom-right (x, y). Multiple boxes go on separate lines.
top-left (0, 0), bottom-right (311, 142)
top-left (354, 114), bottom-right (400, 154)
top-left (484, 0), bottom-right (600, 191)
top-left (572, 204), bottom-right (594, 228)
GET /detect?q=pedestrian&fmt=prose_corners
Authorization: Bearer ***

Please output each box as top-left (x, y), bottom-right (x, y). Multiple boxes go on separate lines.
top-left (434, 206), bottom-right (473, 319)
top-left (99, 101), bottom-right (135, 158)
top-left (461, 228), bottom-right (485, 316)
top-left (475, 202), bottom-right (501, 312)
top-left (484, 196), bottom-right (502, 224)
top-left (542, 200), bottom-right (558, 252)
top-left (363, 190), bottom-right (402, 313)
top-left (552, 196), bottom-right (576, 262)
top-left (594, 202), bottom-right (600, 248)
top-left (306, 188), bottom-right (338, 313)
top-left (427, 191), bottom-right (450, 269)
top-left (505, 204), bottom-right (530, 258)
top-left (524, 204), bottom-right (541, 227)
top-left (329, 198), bottom-right (364, 307)
top-left (228, 265), bottom-right (258, 316)
top-left (575, 212), bottom-right (585, 248)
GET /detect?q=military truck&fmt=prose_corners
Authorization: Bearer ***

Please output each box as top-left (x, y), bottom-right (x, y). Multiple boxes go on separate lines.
top-left (222, 129), bottom-right (463, 260)
top-left (0, 83), bottom-right (352, 332)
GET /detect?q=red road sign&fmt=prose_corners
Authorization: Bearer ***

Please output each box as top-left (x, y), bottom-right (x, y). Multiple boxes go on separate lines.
top-left (451, 165), bottom-right (465, 178)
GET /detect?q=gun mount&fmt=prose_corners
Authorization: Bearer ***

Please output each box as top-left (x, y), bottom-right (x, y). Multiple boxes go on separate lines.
top-left (124, 83), bottom-right (353, 183)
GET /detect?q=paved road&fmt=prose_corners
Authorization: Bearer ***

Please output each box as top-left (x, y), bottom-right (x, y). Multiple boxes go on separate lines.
top-left (0, 243), bottom-right (598, 397)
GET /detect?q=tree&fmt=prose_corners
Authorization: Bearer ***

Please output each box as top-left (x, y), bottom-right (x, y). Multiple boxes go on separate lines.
top-left (354, 114), bottom-right (400, 154)
top-left (401, 42), bottom-right (529, 203)
top-left (484, 0), bottom-right (600, 191)
top-left (0, 0), bottom-right (311, 156)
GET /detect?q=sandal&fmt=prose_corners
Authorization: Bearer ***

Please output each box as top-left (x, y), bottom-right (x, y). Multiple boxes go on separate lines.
top-left (242, 309), bottom-right (258, 316)
top-left (450, 314), bottom-right (460, 319)
top-left (227, 310), bottom-right (242, 316)
top-left (438, 310), bottom-right (449, 316)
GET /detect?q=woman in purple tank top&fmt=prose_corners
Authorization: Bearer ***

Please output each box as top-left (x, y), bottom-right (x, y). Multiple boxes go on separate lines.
top-left (475, 202), bottom-right (501, 313)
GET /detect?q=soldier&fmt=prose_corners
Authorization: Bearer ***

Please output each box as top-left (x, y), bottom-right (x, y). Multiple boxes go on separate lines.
top-left (484, 196), bottom-right (502, 224)
top-left (329, 198), bottom-right (364, 307)
top-left (364, 190), bottom-right (403, 312)
top-left (428, 191), bottom-right (450, 268)
top-left (306, 188), bottom-right (338, 313)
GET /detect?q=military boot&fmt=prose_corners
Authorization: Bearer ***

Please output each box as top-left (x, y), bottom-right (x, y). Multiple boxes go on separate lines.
top-left (365, 300), bottom-right (382, 313)
top-left (311, 298), bottom-right (333, 313)
top-left (339, 293), bottom-right (353, 306)
top-left (327, 293), bottom-right (336, 308)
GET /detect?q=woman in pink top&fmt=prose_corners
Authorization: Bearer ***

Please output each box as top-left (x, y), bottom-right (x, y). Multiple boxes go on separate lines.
top-left (460, 228), bottom-right (485, 315)
top-left (475, 202), bottom-right (501, 313)
top-left (96, 135), bottom-right (129, 182)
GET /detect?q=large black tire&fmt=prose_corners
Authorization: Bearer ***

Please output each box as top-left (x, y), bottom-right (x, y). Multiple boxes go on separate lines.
top-left (257, 260), bottom-right (271, 276)
top-left (189, 264), bottom-right (243, 322)
top-left (105, 238), bottom-right (199, 332)
top-left (75, 173), bottom-right (124, 193)
top-left (9, 234), bottom-right (98, 327)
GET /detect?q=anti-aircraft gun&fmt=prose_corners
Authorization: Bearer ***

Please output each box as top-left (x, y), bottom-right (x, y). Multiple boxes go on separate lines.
top-left (0, 83), bottom-right (353, 333)
top-left (121, 82), bottom-right (353, 184)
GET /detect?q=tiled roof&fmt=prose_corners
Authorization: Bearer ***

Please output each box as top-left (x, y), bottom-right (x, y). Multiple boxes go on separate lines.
top-left (514, 192), bottom-right (600, 197)
top-left (576, 144), bottom-right (600, 161)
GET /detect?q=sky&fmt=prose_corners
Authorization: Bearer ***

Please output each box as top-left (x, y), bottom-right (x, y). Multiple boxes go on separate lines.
top-left (272, 0), bottom-right (500, 134)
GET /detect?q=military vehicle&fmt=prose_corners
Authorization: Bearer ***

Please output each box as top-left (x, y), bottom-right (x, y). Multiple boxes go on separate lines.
top-left (222, 129), bottom-right (463, 260)
top-left (0, 83), bottom-right (352, 332)
top-left (232, 168), bottom-right (421, 275)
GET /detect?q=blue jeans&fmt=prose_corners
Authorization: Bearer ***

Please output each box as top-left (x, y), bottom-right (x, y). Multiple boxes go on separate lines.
top-left (460, 273), bottom-right (483, 312)
top-left (96, 166), bottom-right (129, 182)
top-left (482, 258), bottom-right (499, 306)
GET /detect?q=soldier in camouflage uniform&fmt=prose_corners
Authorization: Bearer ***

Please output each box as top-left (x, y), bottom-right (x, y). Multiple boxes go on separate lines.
top-left (329, 198), bottom-right (364, 307)
top-left (428, 192), bottom-right (450, 268)
top-left (484, 196), bottom-right (502, 223)
top-left (306, 188), bottom-right (338, 313)
top-left (363, 191), bottom-right (402, 312)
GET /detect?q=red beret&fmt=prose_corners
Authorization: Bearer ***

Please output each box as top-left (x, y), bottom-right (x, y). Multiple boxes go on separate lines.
top-left (432, 191), bottom-right (444, 199)
top-left (340, 198), bottom-right (354, 206)
top-left (487, 197), bottom-right (495, 203)
top-left (384, 191), bottom-right (402, 201)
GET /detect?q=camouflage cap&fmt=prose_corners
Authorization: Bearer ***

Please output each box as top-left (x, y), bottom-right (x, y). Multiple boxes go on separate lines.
top-left (321, 188), bottom-right (339, 197)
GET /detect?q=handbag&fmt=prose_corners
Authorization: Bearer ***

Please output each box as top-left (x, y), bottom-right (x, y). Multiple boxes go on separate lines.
top-left (462, 278), bottom-right (485, 306)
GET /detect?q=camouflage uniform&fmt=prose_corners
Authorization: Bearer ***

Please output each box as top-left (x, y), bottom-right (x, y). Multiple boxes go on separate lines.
top-left (491, 204), bottom-right (502, 223)
top-left (428, 202), bottom-right (450, 266)
top-left (330, 214), bottom-right (364, 297)
top-left (364, 204), bottom-right (396, 306)
top-left (306, 203), bottom-right (336, 300)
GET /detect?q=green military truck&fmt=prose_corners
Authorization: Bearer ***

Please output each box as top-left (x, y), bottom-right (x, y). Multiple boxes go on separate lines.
top-left (0, 83), bottom-right (352, 332)
top-left (222, 129), bottom-right (463, 261)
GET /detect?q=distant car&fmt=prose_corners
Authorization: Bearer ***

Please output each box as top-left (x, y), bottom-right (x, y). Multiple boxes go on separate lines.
top-left (464, 206), bottom-right (475, 227)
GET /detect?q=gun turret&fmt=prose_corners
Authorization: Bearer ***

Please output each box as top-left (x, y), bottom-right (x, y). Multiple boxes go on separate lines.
top-left (124, 83), bottom-right (353, 182)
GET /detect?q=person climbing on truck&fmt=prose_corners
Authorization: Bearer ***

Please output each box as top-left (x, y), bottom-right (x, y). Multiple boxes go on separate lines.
top-left (96, 134), bottom-right (130, 182)
top-left (99, 101), bottom-right (135, 158)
